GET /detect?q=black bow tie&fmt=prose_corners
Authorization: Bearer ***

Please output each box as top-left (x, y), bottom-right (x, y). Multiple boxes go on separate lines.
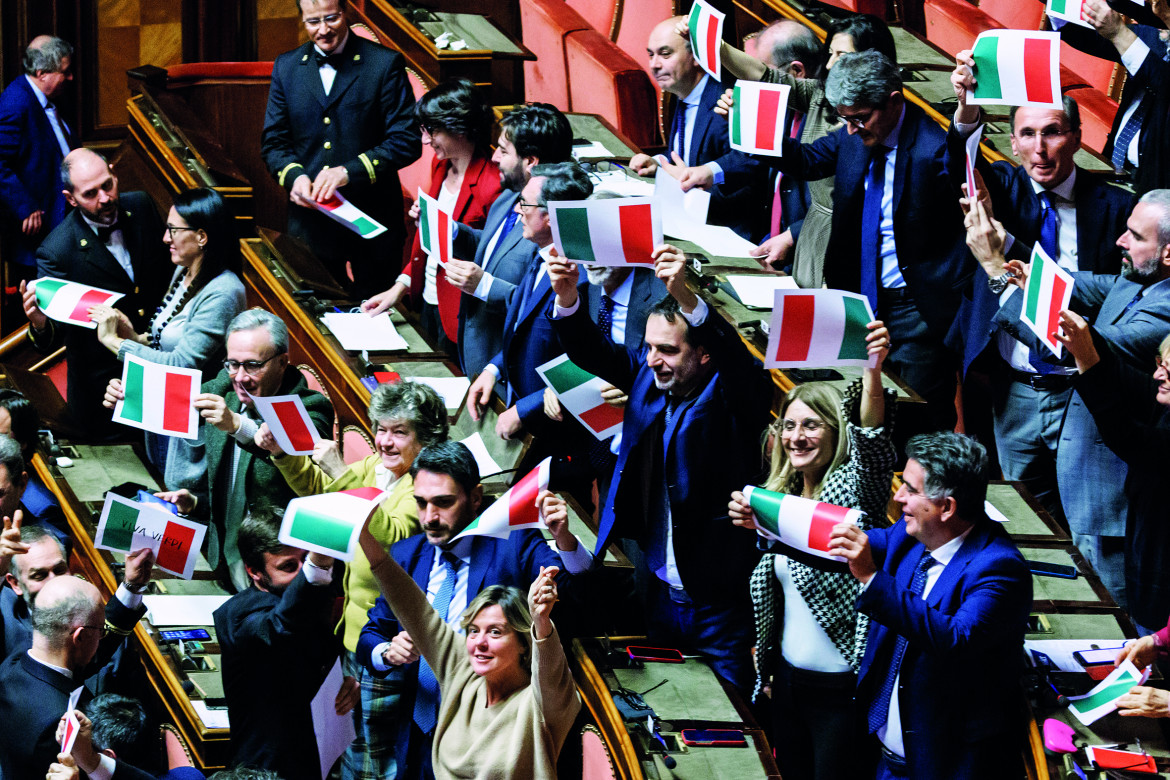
top-left (93, 222), bottom-right (118, 243)
top-left (314, 50), bottom-right (343, 68)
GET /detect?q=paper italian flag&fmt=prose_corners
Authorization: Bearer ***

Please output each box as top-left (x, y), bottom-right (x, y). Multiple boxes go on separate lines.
top-left (112, 355), bottom-right (201, 439)
top-left (744, 486), bottom-right (861, 568)
top-left (313, 192), bottom-right (387, 238)
top-left (454, 458), bottom-right (551, 540)
top-left (280, 487), bottom-right (388, 561)
top-left (1020, 244), bottom-right (1074, 358)
top-left (1067, 659), bottom-right (1150, 725)
top-left (548, 197), bottom-right (662, 267)
top-left (1047, 0), bottom-right (1092, 28)
top-left (537, 354), bottom-right (624, 440)
top-left (249, 392), bottom-right (321, 456)
top-left (764, 289), bottom-right (874, 369)
top-left (61, 686), bottom-right (84, 755)
top-left (32, 278), bottom-right (124, 329)
top-left (730, 81), bottom-right (791, 157)
top-left (417, 188), bottom-right (454, 265)
top-left (968, 30), bottom-right (1061, 110)
top-left (688, 0), bottom-right (724, 80)
top-left (95, 492), bottom-right (207, 579)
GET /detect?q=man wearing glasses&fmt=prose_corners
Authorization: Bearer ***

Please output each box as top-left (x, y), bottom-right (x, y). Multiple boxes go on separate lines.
top-left (261, 0), bottom-right (420, 292)
top-left (156, 309), bottom-right (334, 593)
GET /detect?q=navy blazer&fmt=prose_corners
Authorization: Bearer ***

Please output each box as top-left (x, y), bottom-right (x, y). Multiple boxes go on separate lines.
top-left (857, 519), bottom-right (1032, 779)
top-left (452, 190), bottom-right (539, 379)
top-left (775, 101), bottom-right (973, 335)
top-left (580, 269), bottom-right (667, 351)
top-left (32, 191), bottom-right (169, 436)
top-left (669, 76), bottom-right (768, 241)
top-left (550, 302), bottom-right (771, 603)
top-left (0, 75), bottom-right (73, 267)
top-left (1060, 23), bottom-right (1170, 194)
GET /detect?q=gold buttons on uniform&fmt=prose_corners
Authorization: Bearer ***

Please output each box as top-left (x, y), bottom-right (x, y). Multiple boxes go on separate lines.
top-left (324, 141), bottom-right (332, 149)
top-left (138, 309), bottom-right (145, 317)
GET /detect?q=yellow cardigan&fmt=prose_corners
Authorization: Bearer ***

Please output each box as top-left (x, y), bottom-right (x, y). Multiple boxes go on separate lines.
top-left (273, 453), bottom-right (420, 651)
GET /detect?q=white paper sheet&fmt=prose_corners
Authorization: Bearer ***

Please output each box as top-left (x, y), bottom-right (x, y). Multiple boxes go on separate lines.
top-left (1067, 659), bottom-right (1149, 725)
top-left (725, 274), bottom-right (798, 308)
top-left (984, 500), bottom-right (1011, 524)
top-left (61, 686), bottom-right (83, 753)
top-left (654, 168), bottom-right (711, 237)
top-left (964, 125), bottom-right (984, 199)
top-left (322, 312), bottom-right (409, 352)
top-left (459, 432), bottom-right (504, 477)
top-left (191, 700), bottom-right (231, 729)
top-left (592, 169), bottom-right (656, 198)
top-left (412, 376), bottom-right (471, 410)
top-left (311, 659), bottom-right (357, 779)
top-left (143, 595), bottom-right (231, 627)
top-left (1025, 639), bottom-right (1128, 672)
top-left (572, 141), bottom-right (615, 160)
top-left (682, 222), bottom-right (760, 258)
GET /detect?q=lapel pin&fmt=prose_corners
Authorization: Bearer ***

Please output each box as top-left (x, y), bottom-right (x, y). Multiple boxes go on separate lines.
top-left (302, 54), bottom-right (309, 62)
top-left (80, 238), bottom-right (88, 247)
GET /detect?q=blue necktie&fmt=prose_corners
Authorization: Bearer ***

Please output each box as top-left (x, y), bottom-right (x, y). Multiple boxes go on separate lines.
top-left (1027, 192), bottom-right (1061, 375)
top-left (487, 210), bottom-right (520, 265)
top-left (597, 294), bottom-right (615, 343)
top-left (867, 549), bottom-right (934, 734)
top-left (860, 147), bottom-right (889, 314)
top-left (670, 101), bottom-right (687, 163)
top-left (413, 551), bottom-right (461, 734)
top-left (1112, 96), bottom-right (1147, 172)
top-left (1121, 287), bottom-right (1145, 318)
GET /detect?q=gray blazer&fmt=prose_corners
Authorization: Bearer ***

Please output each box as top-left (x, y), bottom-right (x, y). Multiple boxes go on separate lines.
top-left (995, 273), bottom-right (1170, 537)
top-left (453, 190), bottom-right (539, 379)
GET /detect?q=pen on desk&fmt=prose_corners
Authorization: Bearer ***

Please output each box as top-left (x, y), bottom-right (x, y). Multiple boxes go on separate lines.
top-left (332, 306), bottom-right (343, 313)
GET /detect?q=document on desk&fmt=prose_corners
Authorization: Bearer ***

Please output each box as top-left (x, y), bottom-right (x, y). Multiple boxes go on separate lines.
top-left (592, 169), bottom-right (655, 198)
top-left (321, 312), bottom-right (409, 352)
top-left (143, 595), bottom-right (231, 627)
top-left (1067, 659), bottom-right (1149, 725)
top-left (459, 432), bottom-right (504, 477)
top-left (412, 376), bottom-right (471, 410)
top-left (191, 700), bottom-right (230, 729)
top-left (725, 275), bottom-right (798, 308)
top-left (572, 140), bottom-right (615, 160)
top-left (984, 500), bottom-right (1011, 523)
top-left (311, 659), bottom-right (356, 780)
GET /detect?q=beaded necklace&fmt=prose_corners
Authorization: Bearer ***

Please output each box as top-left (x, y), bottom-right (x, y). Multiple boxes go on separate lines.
top-left (149, 271), bottom-right (204, 349)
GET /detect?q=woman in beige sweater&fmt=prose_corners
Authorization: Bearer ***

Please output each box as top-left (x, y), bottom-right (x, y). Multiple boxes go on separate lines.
top-left (360, 526), bottom-right (581, 780)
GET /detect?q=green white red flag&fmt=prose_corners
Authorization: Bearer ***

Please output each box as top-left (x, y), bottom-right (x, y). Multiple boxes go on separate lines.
top-left (969, 30), bottom-right (1061, 110)
top-left (730, 81), bottom-right (791, 157)
top-left (688, 0), bottom-right (724, 80)
top-left (1020, 244), bottom-right (1074, 357)
top-left (249, 392), bottom-right (321, 456)
top-left (764, 289), bottom-right (874, 369)
top-left (454, 458), bottom-right (551, 540)
top-left (548, 197), bottom-right (662, 267)
top-left (112, 355), bottom-right (201, 439)
top-left (744, 486), bottom-right (861, 569)
top-left (417, 188), bottom-right (454, 266)
top-left (95, 492), bottom-right (207, 579)
top-left (61, 686), bottom-right (83, 755)
top-left (312, 192), bottom-right (387, 238)
top-left (537, 354), bottom-right (624, 440)
top-left (280, 487), bottom-right (388, 561)
top-left (32, 277), bottom-right (123, 329)
top-left (1046, 0), bottom-right (1092, 28)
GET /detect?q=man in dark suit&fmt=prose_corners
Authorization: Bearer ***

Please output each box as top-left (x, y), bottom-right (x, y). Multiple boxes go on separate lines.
top-left (629, 17), bottom-right (767, 241)
top-left (772, 50), bottom-right (972, 438)
top-left (547, 245), bottom-right (772, 695)
top-left (261, 0), bottom-right (420, 291)
top-left (0, 565), bottom-right (156, 779)
top-left (965, 192), bottom-right (1170, 614)
top-left (156, 310), bottom-right (334, 593)
top-left (1060, 0), bottom-right (1170, 195)
top-left (433, 103), bottom-right (573, 381)
top-left (945, 64), bottom-right (1132, 520)
top-left (1, 523), bottom-right (152, 663)
top-left (0, 35), bottom-right (75, 278)
top-left (214, 510), bottom-right (352, 779)
top-left (20, 148), bottom-right (168, 439)
top-left (355, 441), bottom-right (591, 780)
top-left (831, 432), bottom-right (1032, 780)
top-left (464, 162), bottom-right (594, 442)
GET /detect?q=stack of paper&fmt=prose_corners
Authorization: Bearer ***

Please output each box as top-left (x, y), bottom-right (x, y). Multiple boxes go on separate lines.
top-left (322, 312), bottom-right (409, 352)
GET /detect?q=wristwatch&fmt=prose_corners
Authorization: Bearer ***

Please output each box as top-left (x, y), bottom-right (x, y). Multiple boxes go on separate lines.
top-left (987, 270), bottom-right (1013, 294)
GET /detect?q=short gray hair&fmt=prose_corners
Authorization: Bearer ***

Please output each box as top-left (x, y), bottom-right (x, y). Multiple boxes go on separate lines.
top-left (31, 588), bottom-right (93, 649)
top-left (1138, 189), bottom-right (1170, 248)
top-left (10, 525), bottom-right (63, 581)
top-left (0, 435), bottom-right (25, 485)
top-left (905, 432), bottom-right (990, 523)
top-left (228, 309), bottom-right (288, 355)
top-left (368, 381), bottom-right (448, 449)
top-left (23, 37), bottom-right (72, 77)
top-left (824, 50), bottom-right (901, 109)
top-left (530, 161), bottom-right (594, 207)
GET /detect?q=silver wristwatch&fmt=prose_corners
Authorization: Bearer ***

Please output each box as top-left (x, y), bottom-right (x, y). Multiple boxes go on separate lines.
top-left (987, 271), bottom-right (1012, 294)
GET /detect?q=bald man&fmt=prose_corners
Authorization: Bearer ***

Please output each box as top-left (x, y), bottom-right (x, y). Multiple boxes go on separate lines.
top-left (0, 568), bottom-right (154, 779)
top-left (20, 148), bottom-right (168, 438)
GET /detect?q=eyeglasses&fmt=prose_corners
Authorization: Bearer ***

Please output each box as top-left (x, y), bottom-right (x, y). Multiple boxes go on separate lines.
top-left (79, 624), bottom-right (109, 638)
top-left (516, 201), bottom-right (542, 214)
top-left (165, 225), bottom-right (198, 239)
top-left (303, 13), bottom-right (343, 28)
top-left (1013, 128), bottom-right (1072, 143)
top-left (224, 353), bottom-right (283, 376)
top-left (1155, 356), bottom-right (1170, 374)
top-left (778, 418), bottom-right (827, 435)
top-left (839, 108), bottom-right (877, 130)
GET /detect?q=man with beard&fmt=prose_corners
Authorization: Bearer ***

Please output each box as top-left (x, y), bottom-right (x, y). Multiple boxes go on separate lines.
top-left (20, 148), bottom-right (167, 438)
top-left (965, 190), bottom-right (1170, 618)
top-left (355, 440), bottom-right (589, 780)
top-left (214, 509), bottom-right (356, 778)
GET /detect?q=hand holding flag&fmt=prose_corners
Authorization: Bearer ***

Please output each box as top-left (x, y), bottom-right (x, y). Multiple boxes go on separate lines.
top-left (827, 521), bottom-right (878, 583)
top-left (453, 458), bottom-right (552, 540)
top-left (528, 565), bottom-right (560, 640)
top-left (1020, 244), bottom-right (1075, 357)
top-left (968, 30), bottom-right (1062, 110)
top-left (744, 486), bottom-right (864, 570)
top-left (1053, 309), bottom-right (1101, 373)
top-left (686, 0), bottom-right (725, 80)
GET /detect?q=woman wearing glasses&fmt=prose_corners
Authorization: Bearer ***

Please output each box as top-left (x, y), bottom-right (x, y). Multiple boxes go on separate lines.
top-left (92, 187), bottom-right (245, 467)
top-left (728, 318), bottom-right (894, 780)
top-left (363, 79), bottom-right (501, 355)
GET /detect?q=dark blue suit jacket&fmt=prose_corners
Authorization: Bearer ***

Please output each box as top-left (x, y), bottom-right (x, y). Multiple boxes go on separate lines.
top-left (857, 519), bottom-right (1032, 779)
top-left (0, 75), bottom-right (73, 268)
top-left (774, 101), bottom-right (973, 335)
top-left (550, 302), bottom-right (770, 604)
top-left (669, 76), bottom-right (768, 241)
top-left (579, 268), bottom-right (667, 351)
